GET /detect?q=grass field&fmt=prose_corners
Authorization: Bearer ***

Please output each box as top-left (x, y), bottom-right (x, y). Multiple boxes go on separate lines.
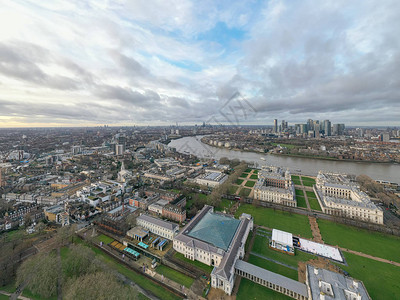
top-left (295, 189), bottom-right (304, 196)
top-left (245, 168), bottom-right (252, 173)
top-left (156, 265), bottom-right (194, 288)
top-left (215, 198), bottom-right (234, 212)
top-left (22, 289), bottom-right (57, 300)
top-left (252, 169), bottom-right (258, 174)
top-left (308, 197), bottom-right (322, 211)
top-left (250, 174), bottom-right (258, 180)
top-left (236, 178), bottom-right (244, 185)
top-left (228, 185), bottom-right (238, 195)
top-left (244, 180), bottom-right (256, 187)
top-left (301, 177), bottom-right (316, 187)
top-left (248, 255), bottom-right (298, 280)
top-left (236, 278), bottom-right (292, 300)
top-left (239, 188), bottom-right (251, 197)
top-left (318, 219), bottom-right (400, 262)
top-left (291, 175), bottom-right (302, 185)
top-left (296, 196), bottom-right (307, 208)
top-left (305, 191), bottom-right (317, 198)
top-left (252, 234), bottom-right (316, 268)
top-left (235, 204), bottom-right (312, 238)
top-left (340, 252), bottom-right (400, 300)
top-left (240, 172), bottom-right (249, 178)
top-left (0, 294), bottom-right (9, 300)
top-left (97, 234), bottom-right (114, 244)
top-left (173, 252), bottom-right (214, 274)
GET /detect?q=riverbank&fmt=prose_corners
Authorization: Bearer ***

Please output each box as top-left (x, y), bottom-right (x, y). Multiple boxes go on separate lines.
top-left (200, 137), bottom-right (397, 164)
top-left (169, 136), bottom-right (400, 183)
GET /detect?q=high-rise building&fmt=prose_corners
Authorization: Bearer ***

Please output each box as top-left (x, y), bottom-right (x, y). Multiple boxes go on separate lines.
top-left (332, 124), bottom-right (345, 135)
top-left (273, 119), bottom-right (278, 133)
top-left (115, 144), bottom-right (125, 156)
top-left (323, 120), bottom-right (331, 136)
top-left (0, 168), bottom-right (5, 187)
top-left (71, 145), bottom-right (81, 155)
top-left (307, 119), bottom-right (314, 131)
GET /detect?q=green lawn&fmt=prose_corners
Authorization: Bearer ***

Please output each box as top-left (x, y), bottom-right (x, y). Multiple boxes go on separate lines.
top-left (169, 189), bottom-right (181, 194)
top-left (318, 219), bottom-right (400, 262)
top-left (236, 179), bottom-right (244, 185)
top-left (0, 282), bottom-right (16, 293)
top-left (305, 191), bottom-right (317, 198)
top-left (235, 204), bottom-right (312, 238)
top-left (97, 234), bottom-right (114, 244)
top-left (0, 294), bottom-right (9, 300)
top-left (173, 252), bottom-right (214, 274)
top-left (244, 180), bottom-right (256, 188)
top-left (296, 196), bottom-right (307, 208)
top-left (340, 252), bottom-right (400, 300)
top-left (295, 189), bottom-right (304, 196)
top-left (250, 174), bottom-right (258, 180)
top-left (245, 168), bottom-right (252, 173)
top-left (301, 177), bottom-right (316, 187)
top-left (251, 234), bottom-right (316, 268)
top-left (248, 255), bottom-right (298, 280)
top-left (291, 175), bottom-right (302, 185)
top-left (308, 198), bottom-right (322, 211)
top-left (215, 198), bottom-right (234, 212)
top-left (228, 185), bottom-right (238, 195)
top-left (156, 265), bottom-right (194, 288)
top-left (236, 278), bottom-right (292, 300)
top-left (240, 172), bottom-right (249, 178)
top-left (239, 188), bottom-right (251, 197)
top-left (252, 169), bottom-right (258, 174)
top-left (22, 289), bottom-right (57, 300)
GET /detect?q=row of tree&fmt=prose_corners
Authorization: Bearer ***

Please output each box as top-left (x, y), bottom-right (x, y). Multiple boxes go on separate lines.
top-left (16, 243), bottom-right (139, 299)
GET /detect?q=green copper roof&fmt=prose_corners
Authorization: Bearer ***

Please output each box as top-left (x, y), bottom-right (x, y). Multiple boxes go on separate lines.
top-left (187, 211), bottom-right (240, 251)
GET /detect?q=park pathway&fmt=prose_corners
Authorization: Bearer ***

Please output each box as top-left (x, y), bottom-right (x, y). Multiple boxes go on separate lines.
top-left (308, 216), bottom-right (323, 243)
top-left (302, 189), bottom-right (311, 211)
top-left (339, 248), bottom-right (400, 267)
top-left (235, 169), bottom-right (257, 197)
top-left (0, 291), bottom-right (30, 300)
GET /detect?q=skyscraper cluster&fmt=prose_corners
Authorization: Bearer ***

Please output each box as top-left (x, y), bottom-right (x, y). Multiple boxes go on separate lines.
top-left (273, 119), bottom-right (345, 137)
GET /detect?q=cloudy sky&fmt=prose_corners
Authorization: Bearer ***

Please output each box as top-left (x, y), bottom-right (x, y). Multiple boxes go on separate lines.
top-left (0, 0), bottom-right (399, 127)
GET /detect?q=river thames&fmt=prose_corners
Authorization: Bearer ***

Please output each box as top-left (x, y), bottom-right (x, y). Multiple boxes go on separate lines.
top-left (169, 136), bottom-right (400, 183)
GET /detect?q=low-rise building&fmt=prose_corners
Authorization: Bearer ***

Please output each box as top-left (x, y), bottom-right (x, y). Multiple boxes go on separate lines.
top-left (307, 265), bottom-right (371, 300)
top-left (192, 170), bottom-right (228, 188)
top-left (136, 214), bottom-right (179, 240)
top-left (162, 204), bottom-right (186, 223)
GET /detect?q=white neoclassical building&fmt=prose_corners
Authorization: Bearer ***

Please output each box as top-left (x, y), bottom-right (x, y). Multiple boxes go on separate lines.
top-left (136, 214), bottom-right (179, 240)
top-left (173, 205), bottom-right (253, 295)
top-left (314, 172), bottom-right (383, 224)
top-left (253, 166), bottom-right (296, 207)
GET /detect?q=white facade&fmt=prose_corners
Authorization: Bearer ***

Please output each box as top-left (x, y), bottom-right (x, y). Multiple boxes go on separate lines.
top-left (192, 170), bottom-right (228, 188)
top-left (253, 166), bottom-right (296, 207)
top-left (136, 214), bottom-right (179, 240)
top-left (315, 172), bottom-right (383, 224)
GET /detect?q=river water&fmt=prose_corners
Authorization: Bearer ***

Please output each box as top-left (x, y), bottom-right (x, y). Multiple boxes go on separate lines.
top-left (169, 136), bottom-right (400, 183)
